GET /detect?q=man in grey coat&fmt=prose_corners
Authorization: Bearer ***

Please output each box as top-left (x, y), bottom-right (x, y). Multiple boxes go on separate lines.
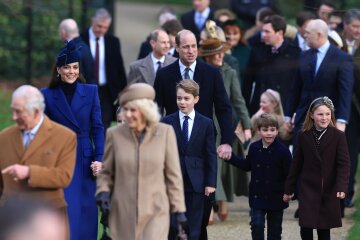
top-left (127, 29), bottom-right (177, 86)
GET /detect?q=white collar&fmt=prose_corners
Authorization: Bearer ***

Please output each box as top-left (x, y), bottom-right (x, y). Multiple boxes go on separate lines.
top-left (317, 40), bottom-right (330, 55)
top-left (89, 27), bottom-right (103, 42)
top-left (151, 53), bottom-right (165, 64)
top-left (26, 114), bottom-right (44, 136)
top-left (179, 109), bottom-right (196, 120)
top-left (179, 60), bottom-right (197, 73)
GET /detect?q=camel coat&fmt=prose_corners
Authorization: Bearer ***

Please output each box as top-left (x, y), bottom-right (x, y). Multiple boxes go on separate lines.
top-left (96, 122), bottom-right (186, 240)
top-left (0, 116), bottom-right (76, 208)
top-left (285, 127), bottom-right (350, 229)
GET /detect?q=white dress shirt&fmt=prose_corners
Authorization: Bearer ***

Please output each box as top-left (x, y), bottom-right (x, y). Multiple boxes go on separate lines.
top-left (179, 110), bottom-right (195, 141)
top-left (89, 28), bottom-right (107, 86)
top-left (194, 7), bottom-right (210, 30)
top-left (23, 114), bottom-right (44, 147)
top-left (179, 60), bottom-right (196, 80)
top-left (151, 53), bottom-right (165, 72)
top-left (315, 40), bottom-right (330, 75)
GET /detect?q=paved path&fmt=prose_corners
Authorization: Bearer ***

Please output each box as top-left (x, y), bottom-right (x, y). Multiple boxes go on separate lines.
top-left (114, 2), bottom-right (355, 239)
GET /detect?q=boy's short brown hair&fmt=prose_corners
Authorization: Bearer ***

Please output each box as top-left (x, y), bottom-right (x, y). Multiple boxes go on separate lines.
top-left (256, 113), bottom-right (279, 130)
top-left (176, 79), bottom-right (200, 97)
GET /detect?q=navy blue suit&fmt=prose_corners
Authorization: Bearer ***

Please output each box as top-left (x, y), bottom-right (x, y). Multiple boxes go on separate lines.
top-left (162, 111), bottom-right (216, 240)
top-left (42, 83), bottom-right (104, 240)
top-left (286, 44), bottom-right (354, 129)
top-left (154, 59), bottom-right (233, 145)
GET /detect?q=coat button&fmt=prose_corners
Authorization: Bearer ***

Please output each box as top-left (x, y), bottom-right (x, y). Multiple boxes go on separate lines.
top-left (257, 164), bottom-right (260, 168)
top-left (254, 195), bottom-right (258, 199)
top-left (255, 179), bottom-right (259, 183)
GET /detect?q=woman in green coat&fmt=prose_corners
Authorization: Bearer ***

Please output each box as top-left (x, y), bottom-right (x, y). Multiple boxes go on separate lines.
top-left (199, 37), bottom-right (252, 223)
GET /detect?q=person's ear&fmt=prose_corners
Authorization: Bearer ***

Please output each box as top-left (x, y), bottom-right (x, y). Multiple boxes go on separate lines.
top-left (194, 96), bottom-right (200, 103)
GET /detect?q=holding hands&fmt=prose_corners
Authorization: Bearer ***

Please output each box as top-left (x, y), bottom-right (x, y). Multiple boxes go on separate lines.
top-left (283, 193), bottom-right (294, 202)
top-left (205, 186), bottom-right (216, 196)
top-left (91, 161), bottom-right (102, 176)
top-left (217, 144), bottom-right (232, 160)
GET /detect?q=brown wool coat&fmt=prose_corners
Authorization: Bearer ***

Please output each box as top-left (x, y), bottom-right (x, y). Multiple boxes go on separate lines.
top-left (0, 116), bottom-right (76, 207)
top-left (96, 123), bottom-right (186, 240)
top-left (285, 127), bottom-right (350, 229)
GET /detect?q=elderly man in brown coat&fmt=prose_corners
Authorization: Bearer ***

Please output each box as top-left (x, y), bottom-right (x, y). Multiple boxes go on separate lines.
top-left (0, 85), bottom-right (76, 239)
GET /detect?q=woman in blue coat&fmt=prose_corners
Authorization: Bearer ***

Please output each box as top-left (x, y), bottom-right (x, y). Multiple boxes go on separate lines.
top-left (42, 40), bottom-right (104, 240)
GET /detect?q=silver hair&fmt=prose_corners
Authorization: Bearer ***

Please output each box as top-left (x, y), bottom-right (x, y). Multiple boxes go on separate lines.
top-left (309, 19), bottom-right (329, 37)
top-left (124, 99), bottom-right (160, 126)
top-left (59, 18), bottom-right (79, 36)
top-left (93, 8), bottom-right (112, 22)
top-left (344, 9), bottom-right (360, 25)
top-left (12, 85), bottom-right (45, 114)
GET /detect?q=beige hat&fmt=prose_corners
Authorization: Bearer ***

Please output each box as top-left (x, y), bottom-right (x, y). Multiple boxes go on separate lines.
top-left (119, 83), bottom-right (155, 106)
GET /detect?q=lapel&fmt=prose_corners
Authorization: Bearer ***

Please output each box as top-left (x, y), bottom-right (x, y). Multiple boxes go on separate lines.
top-left (187, 112), bottom-right (200, 147)
top-left (303, 131), bottom-right (322, 162)
top-left (52, 87), bottom-right (80, 130)
top-left (70, 83), bottom-right (87, 120)
top-left (193, 60), bottom-right (204, 86)
top-left (171, 113), bottom-right (185, 153)
top-left (10, 127), bottom-right (25, 160)
top-left (318, 127), bottom-right (334, 156)
top-left (139, 54), bottom-right (155, 84)
top-left (314, 45), bottom-right (334, 82)
top-left (21, 116), bottom-right (53, 164)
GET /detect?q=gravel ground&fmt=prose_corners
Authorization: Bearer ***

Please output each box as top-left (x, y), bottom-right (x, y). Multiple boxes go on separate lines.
top-left (207, 196), bottom-right (354, 240)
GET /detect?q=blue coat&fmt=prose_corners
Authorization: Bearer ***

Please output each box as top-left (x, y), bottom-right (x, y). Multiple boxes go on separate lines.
top-left (229, 138), bottom-right (291, 210)
top-left (42, 83), bottom-right (104, 240)
top-left (162, 111), bottom-right (217, 193)
top-left (154, 59), bottom-right (233, 145)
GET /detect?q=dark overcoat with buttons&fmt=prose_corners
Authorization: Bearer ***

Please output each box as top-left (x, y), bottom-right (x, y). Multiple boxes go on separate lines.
top-left (243, 39), bottom-right (300, 115)
top-left (228, 137), bottom-right (292, 210)
top-left (285, 127), bottom-right (350, 229)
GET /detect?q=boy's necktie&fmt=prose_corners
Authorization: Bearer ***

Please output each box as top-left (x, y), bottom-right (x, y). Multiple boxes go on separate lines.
top-left (182, 116), bottom-right (189, 145)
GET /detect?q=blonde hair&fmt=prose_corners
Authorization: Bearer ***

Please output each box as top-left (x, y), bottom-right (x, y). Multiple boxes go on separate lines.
top-left (303, 96), bottom-right (336, 131)
top-left (124, 99), bottom-right (161, 126)
top-left (262, 89), bottom-right (284, 116)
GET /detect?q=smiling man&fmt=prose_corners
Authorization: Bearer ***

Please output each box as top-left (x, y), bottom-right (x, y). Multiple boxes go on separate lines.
top-left (0, 85), bottom-right (76, 240)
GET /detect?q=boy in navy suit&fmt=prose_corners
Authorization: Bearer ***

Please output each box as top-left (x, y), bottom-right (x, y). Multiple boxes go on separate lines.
top-left (162, 79), bottom-right (217, 240)
top-left (222, 113), bottom-right (292, 240)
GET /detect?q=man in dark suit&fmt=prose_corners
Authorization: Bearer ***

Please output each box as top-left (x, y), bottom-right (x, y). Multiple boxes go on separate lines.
top-left (81, 8), bottom-right (127, 129)
top-left (285, 19), bottom-right (354, 144)
top-left (293, 11), bottom-right (316, 51)
top-left (243, 15), bottom-right (300, 115)
top-left (127, 29), bottom-right (176, 86)
top-left (59, 18), bottom-right (95, 84)
top-left (162, 79), bottom-right (216, 240)
top-left (154, 29), bottom-right (232, 239)
top-left (341, 8), bottom-right (360, 208)
top-left (181, 0), bottom-right (214, 43)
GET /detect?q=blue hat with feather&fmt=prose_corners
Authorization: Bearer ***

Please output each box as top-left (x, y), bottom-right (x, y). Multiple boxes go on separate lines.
top-left (56, 40), bottom-right (81, 67)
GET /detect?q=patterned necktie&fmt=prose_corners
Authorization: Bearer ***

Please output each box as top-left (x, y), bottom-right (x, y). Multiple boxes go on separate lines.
top-left (156, 61), bottom-right (162, 72)
top-left (182, 116), bottom-right (189, 146)
top-left (94, 37), bottom-right (100, 84)
top-left (184, 67), bottom-right (190, 79)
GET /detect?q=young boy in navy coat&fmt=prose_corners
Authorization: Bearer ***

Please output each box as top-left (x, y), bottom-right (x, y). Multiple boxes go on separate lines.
top-left (162, 79), bottom-right (217, 240)
top-left (222, 113), bottom-right (292, 240)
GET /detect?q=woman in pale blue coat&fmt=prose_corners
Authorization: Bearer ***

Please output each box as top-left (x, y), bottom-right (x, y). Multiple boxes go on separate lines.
top-left (42, 40), bottom-right (104, 240)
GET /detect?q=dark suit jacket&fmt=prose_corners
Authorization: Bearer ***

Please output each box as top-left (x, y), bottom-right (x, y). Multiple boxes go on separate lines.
top-left (244, 39), bottom-right (300, 115)
top-left (162, 111), bottom-right (217, 192)
top-left (180, 9), bottom-right (214, 43)
top-left (72, 36), bottom-right (95, 84)
top-left (286, 44), bottom-right (354, 126)
top-left (154, 59), bottom-right (233, 144)
top-left (81, 30), bottom-right (127, 102)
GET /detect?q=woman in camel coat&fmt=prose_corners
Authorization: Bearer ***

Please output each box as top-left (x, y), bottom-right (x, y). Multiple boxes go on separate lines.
top-left (96, 83), bottom-right (186, 240)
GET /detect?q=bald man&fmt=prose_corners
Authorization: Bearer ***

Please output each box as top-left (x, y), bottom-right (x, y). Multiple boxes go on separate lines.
top-left (0, 85), bottom-right (76, 239)
top-left (285, 19), bottom-right (354, 144)
top-left (59, 18), bottom-right (95, 84)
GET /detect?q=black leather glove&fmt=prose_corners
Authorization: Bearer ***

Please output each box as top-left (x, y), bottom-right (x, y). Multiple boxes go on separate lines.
top-left (175, 212), bottom-right (188, 240)
top-left (96, 192), bottom-right (110, 215)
